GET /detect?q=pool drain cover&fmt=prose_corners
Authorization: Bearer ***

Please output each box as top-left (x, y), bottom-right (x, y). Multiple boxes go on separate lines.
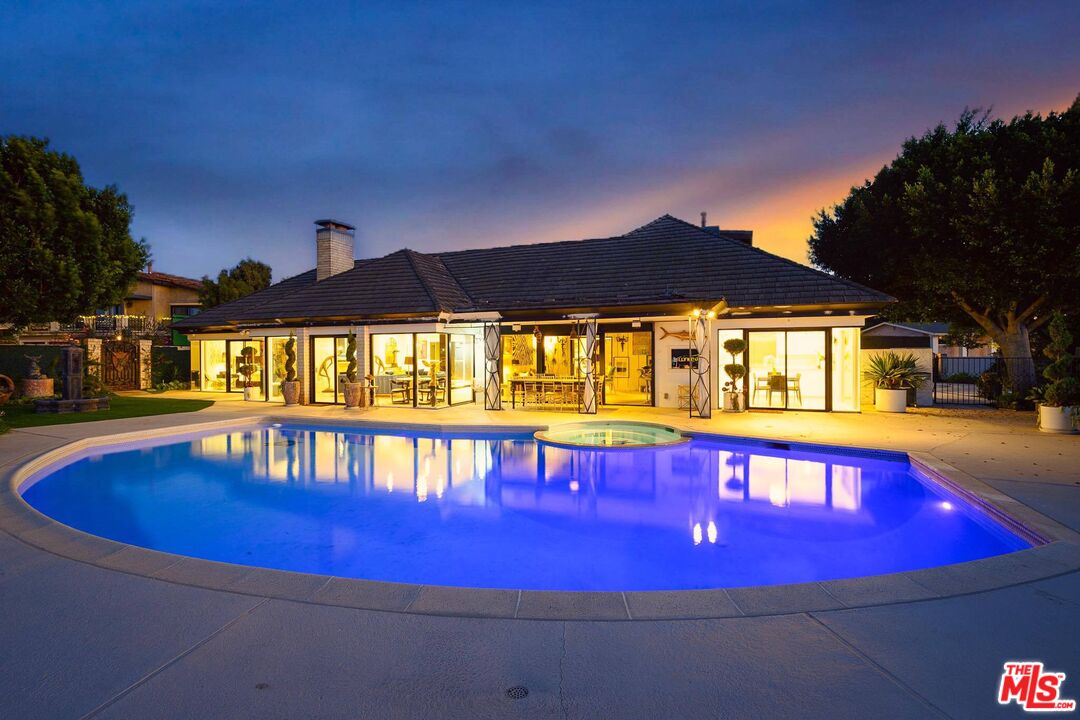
top-left (506, 686), bottom-right (529, 700)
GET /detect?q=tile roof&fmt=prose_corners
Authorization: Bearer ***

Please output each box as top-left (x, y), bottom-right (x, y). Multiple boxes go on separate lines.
top-left (137, 270), bottom-right (204, 291)
top-left (174, 214), bottom-right (893, 329)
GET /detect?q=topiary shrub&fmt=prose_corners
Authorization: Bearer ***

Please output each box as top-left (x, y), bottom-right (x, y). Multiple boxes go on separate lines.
top-left (1037, 313), bottom-right (1080, 408)
top-left (283, 332), bottom-right (297, 384)
top-left (345, 330), bottom-right (357, 383)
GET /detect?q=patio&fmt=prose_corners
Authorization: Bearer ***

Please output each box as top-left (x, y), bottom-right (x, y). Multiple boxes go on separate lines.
top-left (1, 397), bottom-right (1078, 718)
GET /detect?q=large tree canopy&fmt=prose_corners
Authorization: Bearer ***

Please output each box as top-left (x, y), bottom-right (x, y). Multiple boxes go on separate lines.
top-left (199, 258), bottom-right (272, 309)
top-left (0, 136), bottom-right (149, 326)
top-left (810, 96), bottom-right (1080, 393)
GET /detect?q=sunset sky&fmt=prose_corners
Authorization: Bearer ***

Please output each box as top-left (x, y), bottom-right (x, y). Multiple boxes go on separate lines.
top-left (2, 1), bottom-right (1078, 280)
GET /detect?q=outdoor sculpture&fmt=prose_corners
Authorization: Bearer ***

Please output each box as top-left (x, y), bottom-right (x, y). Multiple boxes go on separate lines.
top-left (33, 345), bottom-right (109, 414)
top-left (19, 354), bottom-right (54, 399)
top-left (25, 354), bottom-right (44, 378)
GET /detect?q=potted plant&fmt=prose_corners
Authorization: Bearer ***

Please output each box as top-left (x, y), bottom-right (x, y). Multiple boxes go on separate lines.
top-left (281, 332), bottom-right (300, 406)
top-left (721, 337), bottom-right (747, 412)
top-left (1031, 312), bottom-right (1079, 433)
top-left (863, 351), bottom-right (927, 413)
top-left (238, 345), bottom-right (259, 401)
top-left (343, 330), bottom-right (364, 410)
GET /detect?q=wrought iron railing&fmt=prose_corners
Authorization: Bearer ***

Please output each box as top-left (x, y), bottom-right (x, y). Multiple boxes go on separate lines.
top-left (53, 315), bottom-right (158, 337)
top-left (932, 355), bottom-right (1080, 405)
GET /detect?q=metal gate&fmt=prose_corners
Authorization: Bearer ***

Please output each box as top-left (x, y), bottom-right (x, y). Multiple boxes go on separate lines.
top-left (103, 340), bottom-right (139, 390)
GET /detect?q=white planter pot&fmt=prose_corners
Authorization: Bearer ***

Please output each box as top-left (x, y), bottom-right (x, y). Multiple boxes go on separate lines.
top-left (722, 391), bottom-right (746, 413)
top-left (243, 386), bottom-right (256, 402)
top-left (1038, 405), bottom-right (1075, 433)
top-left (874, 388), bottom-right (908, 413)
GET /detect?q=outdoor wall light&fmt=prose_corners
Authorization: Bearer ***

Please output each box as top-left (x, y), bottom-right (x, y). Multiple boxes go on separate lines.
top-left (512, 323), bottom-right (521, 331)
top-left (632, 319), bottom-right (642, 328)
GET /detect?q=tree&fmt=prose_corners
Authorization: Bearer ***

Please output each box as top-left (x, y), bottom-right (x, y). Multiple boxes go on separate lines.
top-left (199, 258), bottom-right (272, 309)
top-left (810, 96), bottom-right (1080, 395)
top-left (0, 136), bottom-right (149, 326)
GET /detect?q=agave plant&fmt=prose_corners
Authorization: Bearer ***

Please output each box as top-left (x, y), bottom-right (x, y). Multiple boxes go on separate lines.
top-left (863, 352), bottom-right (928, 390)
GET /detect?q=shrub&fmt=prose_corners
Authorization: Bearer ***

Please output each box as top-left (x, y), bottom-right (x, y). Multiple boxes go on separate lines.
top-left (944, 371), bottom-right (978, 384)
top-left (976, 362), bottom-right (1006, 400)
top-left (1036, 313), bottom-right (1080, 408)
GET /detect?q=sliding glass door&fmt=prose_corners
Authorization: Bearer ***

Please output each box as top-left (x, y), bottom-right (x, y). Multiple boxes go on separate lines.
top-left (747, 330), bottom-right (826, 410)
top-left (310, 336), bottom-right (348, 404)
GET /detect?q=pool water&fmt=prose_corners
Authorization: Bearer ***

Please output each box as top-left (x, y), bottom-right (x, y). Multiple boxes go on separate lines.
top-left (21, 424), bottom-right (1029, 591)
top-left (534, 421), bottom-right (686, 448)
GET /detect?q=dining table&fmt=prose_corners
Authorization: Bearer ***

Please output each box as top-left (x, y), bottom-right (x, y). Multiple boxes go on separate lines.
top-left (509, 377), bottom-right (593, 408)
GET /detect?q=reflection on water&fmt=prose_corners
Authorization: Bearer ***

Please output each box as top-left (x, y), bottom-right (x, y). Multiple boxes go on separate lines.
top-left (24, 425), bottom-right (1027, 591)
top-left (198, 427), bottom-right (866, 540)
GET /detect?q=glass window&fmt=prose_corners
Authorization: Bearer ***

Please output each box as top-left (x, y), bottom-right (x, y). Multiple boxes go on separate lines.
top-left (200, 340), bottom-right (227, 391)
top-left (602, 331), bottom-right (652, 405)
top-left (416, 333), bottom-right (447, 407)
top-left (831, 327), bottom-right (861, 411)
top-left (372, 333), bottom-right (415, 406)
top-left (748, 331), bottom-right (786, 409)
top-left (449, 335), bottom-right (474, 405)
top-left (717, 329), bottom-right (746, 403)
top-left (748, 330), bottom-right (826, 410)
top-left (230, 340), bottom-right (265, 400)
top-left (267, 337), bottom-right (290, 402)
top-left (786, 331), bottom-right (826, 410)
top-left (501, 334), bottom-right (536, 400)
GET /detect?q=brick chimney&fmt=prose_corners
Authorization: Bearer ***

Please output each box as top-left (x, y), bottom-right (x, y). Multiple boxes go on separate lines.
top-left (315, 219), bottom-right (355, 281)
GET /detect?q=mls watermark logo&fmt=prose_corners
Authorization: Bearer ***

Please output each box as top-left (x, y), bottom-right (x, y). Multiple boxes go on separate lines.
top-left (998, 662), bottom-right (1076, 712)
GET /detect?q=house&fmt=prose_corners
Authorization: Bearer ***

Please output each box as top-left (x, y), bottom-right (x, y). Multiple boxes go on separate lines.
top-left (173, 215), bottom-right (894, 412)
top-left (10, 267), bottom-right (203, 345)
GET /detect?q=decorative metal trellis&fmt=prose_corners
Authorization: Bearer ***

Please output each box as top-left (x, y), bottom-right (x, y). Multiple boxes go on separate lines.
top-left (578, 318), bottom-right (598, 414)
top-left (103, 339), bottom-right (139, 390)
top-left (688, 313), bottom-right (712, 418)
top-left (483, 322), bottom-right (502, 410)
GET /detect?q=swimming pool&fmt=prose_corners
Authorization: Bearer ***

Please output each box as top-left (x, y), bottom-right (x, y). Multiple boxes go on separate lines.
top-left (20, 423), bottom-right (1029, 591)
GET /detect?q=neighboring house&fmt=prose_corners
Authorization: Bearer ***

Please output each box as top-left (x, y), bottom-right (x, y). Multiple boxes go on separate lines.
top-left (120, 267), bottom-right (204, 324)
top-left (174, 214), bottom-right (894, 411)
top-left (11, 267), bottom-right (203, 345)
top-left (862, 321), bottom-right (994, 357)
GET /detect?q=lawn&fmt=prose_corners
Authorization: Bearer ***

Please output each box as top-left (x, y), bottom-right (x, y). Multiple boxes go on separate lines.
top-left (0, 394), bottom-right (214, 430)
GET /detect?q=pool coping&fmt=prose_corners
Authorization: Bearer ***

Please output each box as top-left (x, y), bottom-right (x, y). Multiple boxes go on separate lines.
top-left (3, 414), bottom-right (1080, 622)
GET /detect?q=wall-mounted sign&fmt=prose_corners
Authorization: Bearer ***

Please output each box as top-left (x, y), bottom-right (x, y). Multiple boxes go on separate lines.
top-left (671, 348), bottom-right (699, 370)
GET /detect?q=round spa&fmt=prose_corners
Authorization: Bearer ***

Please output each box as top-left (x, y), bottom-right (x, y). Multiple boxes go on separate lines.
top-left (533, 421), bottom-right (687, 449)
top-left (19, 422), bottom-right (1029, 592)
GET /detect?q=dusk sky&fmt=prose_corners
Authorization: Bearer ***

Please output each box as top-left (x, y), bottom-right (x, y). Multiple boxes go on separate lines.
top-left (3, 1), bottom-right (1078, 281)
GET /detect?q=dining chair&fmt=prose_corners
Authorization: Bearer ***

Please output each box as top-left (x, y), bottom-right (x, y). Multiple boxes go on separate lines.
top-left (787, 373), bottom-right (802, 406)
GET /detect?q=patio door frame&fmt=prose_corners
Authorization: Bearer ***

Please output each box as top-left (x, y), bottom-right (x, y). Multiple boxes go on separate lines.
top-left (225, 338), bottom-right (266, 396)
top-left (309, 335), bottom-right (346, 405)
top-left (737, 328), bottom-right (833, 412)
top-left (598, 322), bottom-right (655, 407)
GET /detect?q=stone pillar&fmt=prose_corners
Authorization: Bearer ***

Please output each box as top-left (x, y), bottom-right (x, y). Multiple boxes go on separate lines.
top-left (689, 314), bottom-right (712, 418)
top-left (483, 322), bottom-right (502, 410)
top-left (580, 319), bottom-right (598, 414)
top-left (296, 328), bottom-right (310, 404)
top-left (85, 338), bottom-right (103, 385)
top-left (138, 339), bottom-right (153, 390)
top-left (61, 346), bottom-right (84, 400)
top-left (354, 326), bottom-right (368, 379)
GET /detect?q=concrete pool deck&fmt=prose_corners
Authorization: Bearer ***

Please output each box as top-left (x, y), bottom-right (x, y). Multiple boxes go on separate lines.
top-left (2, 398), bottom-right (1079, 718)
